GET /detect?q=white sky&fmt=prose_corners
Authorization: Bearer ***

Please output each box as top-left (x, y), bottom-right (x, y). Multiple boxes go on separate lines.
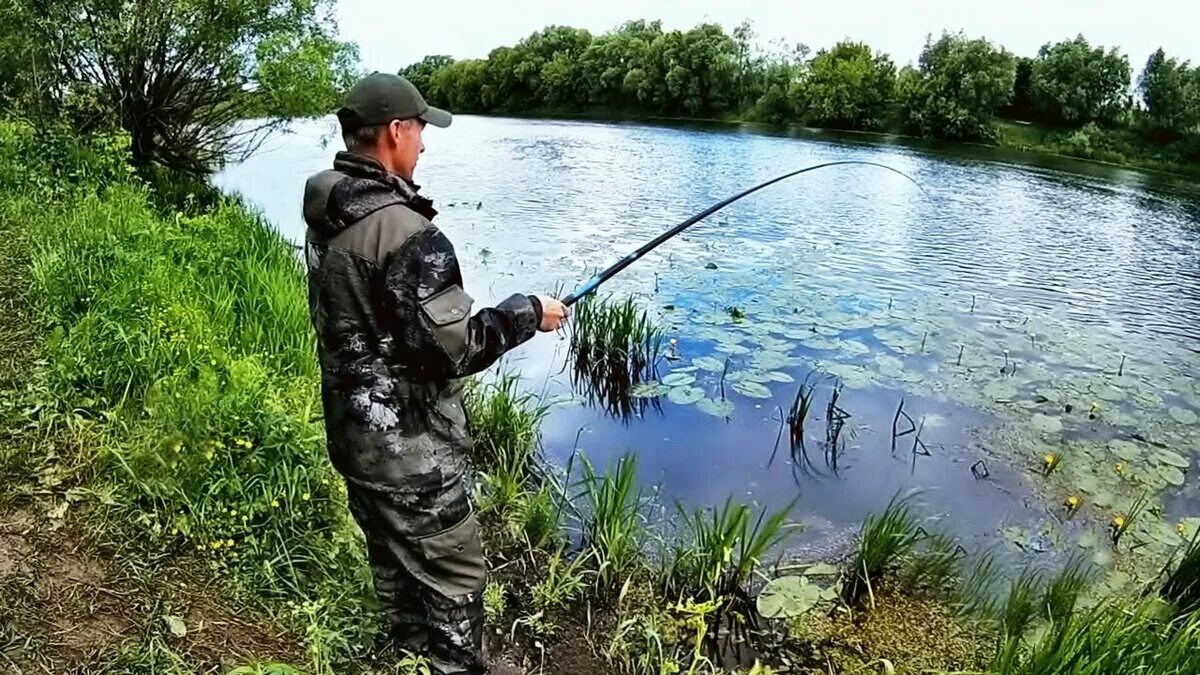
top-left (338, 0), bottom-right (1199, 74)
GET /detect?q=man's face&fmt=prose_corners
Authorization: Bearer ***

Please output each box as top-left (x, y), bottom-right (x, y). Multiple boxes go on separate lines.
top-left (386, 118), bottom-right (425, 180)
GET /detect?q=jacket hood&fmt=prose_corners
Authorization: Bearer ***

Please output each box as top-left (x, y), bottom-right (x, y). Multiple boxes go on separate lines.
top-left (303, 152), bottom-right (437, 238)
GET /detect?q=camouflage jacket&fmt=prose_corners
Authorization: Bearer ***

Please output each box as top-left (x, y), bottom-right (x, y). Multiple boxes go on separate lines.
top-left (303, 152), bottom-right (541, 493)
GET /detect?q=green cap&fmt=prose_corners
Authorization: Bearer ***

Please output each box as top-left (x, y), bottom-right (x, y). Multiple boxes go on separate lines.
top-left (338, 72), bottom-right (452, 130)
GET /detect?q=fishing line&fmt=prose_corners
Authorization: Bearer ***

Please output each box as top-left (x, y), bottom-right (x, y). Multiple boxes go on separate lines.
top-left (563, 160), bottom-right (923, 306)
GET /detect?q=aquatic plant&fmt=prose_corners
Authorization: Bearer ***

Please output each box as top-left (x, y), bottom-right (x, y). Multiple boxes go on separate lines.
top-left (1161, 531), bottom-right (1200, 614)
top-left (788, 373), bottom-right (819, 449)
top-left (842, 493), bottom-right (923, 606)
top-left (901, 530), bottom-right (966, 593)
top-left (999, 567), bottom-right (1044, 639)
top-left (573, 452), bottom-right (649, 589)
top-left (1040, 555), bottom-right (1093, 625)
top-left (568, 294), bottom-right (664, 418)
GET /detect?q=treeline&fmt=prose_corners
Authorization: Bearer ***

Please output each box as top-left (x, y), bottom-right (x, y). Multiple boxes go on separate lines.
top-left (402, 21), bottom-right (1200, 164)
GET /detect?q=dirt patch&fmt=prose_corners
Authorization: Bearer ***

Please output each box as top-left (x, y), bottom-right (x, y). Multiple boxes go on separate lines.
top-left (0, 534), bottom-right (32, 579)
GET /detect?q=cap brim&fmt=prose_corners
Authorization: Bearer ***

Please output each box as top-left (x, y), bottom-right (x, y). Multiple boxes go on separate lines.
top-left (419, 106), bottom-right (452, 128)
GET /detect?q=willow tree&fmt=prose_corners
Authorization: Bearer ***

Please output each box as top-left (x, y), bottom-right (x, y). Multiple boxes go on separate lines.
top-left (6, 0), bottom-right (357, 173)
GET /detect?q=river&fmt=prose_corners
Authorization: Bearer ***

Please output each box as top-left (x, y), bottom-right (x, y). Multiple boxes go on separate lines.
top-left (216, 115), bottom-right (1200, 569)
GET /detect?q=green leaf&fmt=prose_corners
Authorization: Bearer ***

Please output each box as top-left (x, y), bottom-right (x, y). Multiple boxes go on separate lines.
top-left (1159, 465), bottom-right (1186, 486)
top-left (1031, 414), bottom-right (1064, 435)
top-left (984, 380), bottom-right (1019, 402)
top-left (163, 615), bottom-right (186, 638)
top-left (667, 386), bottom-right (705, 405)
top-left (630, 382), bottom-right (670, 399)
top-left (1154, 449), bottom-right (1190, 469)
top-left (1109, 441), bottom-right (1142, 462)
top-left (732, 381), bottom-right (773, 399)
top-left (762, 371), bottom-right (795, 383)
top-left (757, 576), bottom-right (822, 619)
top-left (1169, 407), bottom-right (1198, 425)
top-left (693, 356), bottom-right (726, 372)
top-left (1092, 547), bottom-right (1113, 567)
top-left (696, 397), bottom-right (735, 418)
top-left (661, 372), bottom-right (696, 387)
top-left (805, 563), bottom-right (840, 577)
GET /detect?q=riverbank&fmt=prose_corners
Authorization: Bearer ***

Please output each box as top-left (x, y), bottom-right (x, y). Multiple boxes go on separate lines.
top-left (483, 108), bottom-right (1200, 181)
top-left (2, 119), bottom-right (1199, 674)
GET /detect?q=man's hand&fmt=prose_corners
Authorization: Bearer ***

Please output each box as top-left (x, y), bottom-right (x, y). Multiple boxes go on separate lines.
top-left (537, 296), bottom-right (569, 332)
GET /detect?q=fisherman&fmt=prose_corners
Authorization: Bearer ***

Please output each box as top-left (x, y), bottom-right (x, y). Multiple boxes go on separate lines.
top-left (302, 72), bottom-right (568, 674)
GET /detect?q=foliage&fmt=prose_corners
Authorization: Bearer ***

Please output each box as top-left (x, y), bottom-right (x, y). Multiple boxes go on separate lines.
top-left (842, 493), bottom-right (923, 605)
top-left (899, 32), bottom-right (1017, 141)
top-left (3, 0), bottom-right (358, 173)
top-left (574, 453), bottom-right (648, 589)
top-left (1161, 532), bottom-right (1200, 614)
top-left (1138, 48), bottom-right (1200, 141)
top-left (801, 41), bottom-right (896, 131)
top-left (1030, 36), bottom-right (1130, 126)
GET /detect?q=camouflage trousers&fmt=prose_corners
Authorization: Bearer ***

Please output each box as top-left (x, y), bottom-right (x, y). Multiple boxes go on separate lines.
top-left (346, 476), bottom-right (488, 675)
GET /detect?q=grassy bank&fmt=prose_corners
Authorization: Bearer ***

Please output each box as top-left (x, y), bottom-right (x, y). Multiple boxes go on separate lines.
top-left (1, 119), bottom-right (1198, 674)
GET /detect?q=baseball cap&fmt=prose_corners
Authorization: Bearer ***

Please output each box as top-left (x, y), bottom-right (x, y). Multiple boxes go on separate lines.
top-left (337, 72), bottom-right (452, 130)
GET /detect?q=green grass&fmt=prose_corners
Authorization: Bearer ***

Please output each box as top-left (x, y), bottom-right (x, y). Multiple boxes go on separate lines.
top-left (842, 493), bottom-right (923, 606)
top-left (1161, 531), bottom-right (1200, 614)
top-left (572, 452), bottom-right (648, 589)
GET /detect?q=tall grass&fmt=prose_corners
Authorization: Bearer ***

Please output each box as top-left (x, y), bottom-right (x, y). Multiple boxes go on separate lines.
top-left (1162, 532), bottom-right (1200, 614)
top-left (841, 493), bottom-right (923, 606)
top-left (568, 295), bottom-right (663, 417)
top-left (573, 452), bottom-right (649, 588)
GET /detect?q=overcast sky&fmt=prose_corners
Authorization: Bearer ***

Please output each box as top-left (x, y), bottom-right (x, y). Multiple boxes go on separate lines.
top-left (338, 0), bottom-right (1198, 74)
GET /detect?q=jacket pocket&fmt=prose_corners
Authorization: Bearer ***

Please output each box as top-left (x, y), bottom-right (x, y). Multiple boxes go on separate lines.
top-left (420, 285), bottom-right (474, 361)
top-left (415, 511), bottom-right (486, 597)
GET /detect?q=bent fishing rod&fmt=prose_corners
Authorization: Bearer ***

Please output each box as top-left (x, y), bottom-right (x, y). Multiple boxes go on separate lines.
top-left (562, 160), bottom-right (922, 306)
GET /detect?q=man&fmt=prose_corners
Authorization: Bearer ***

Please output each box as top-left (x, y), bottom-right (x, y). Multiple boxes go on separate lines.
top-left (302, 72), bottom-right (568, 674)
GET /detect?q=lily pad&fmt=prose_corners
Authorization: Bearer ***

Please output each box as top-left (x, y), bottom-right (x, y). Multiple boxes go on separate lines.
top-left (762, 371), bottom-right (795, 383)
top-left (630, 382), bottom-right (671, 399)
top-left (1076, 530), bottom-right (1099, 550)
top-left (696, 397), bottom-right (735, 418)
top-left (1159, 465), bottom-right (1186, 487)
top-left (1092, 547), bottom-right (1113, 567)
top-left (668, 386), bottom-right (705, 405)
top-left (1169, 407), bottom-right (1198, 425)
top-left (732, 381), bottom-right (773, 399)
top-left (805, 563), bottom-right (840, 577)
top-left (757, 576), bottom-right (822, 619)
top-left (1031, 414), bottom-right (1064, 435)
top-left (661, 372), bottom-right (697, 388)
top-left (1154, 449), bottom-right (1190, 469)
top-left (1095, 385), bottom-right (1126, 402)
top-left (1110, 441), bottom-right (1142, 462)
top-left (874, 355), bottom-right (905, 378)
top-left (752, 351), bottom-right (801, 371)
top-left (1091, 491), bottom-right (1116, 509)
top-left (838, 340), bottom-right (870, 356)
top-left (714, 342), bottom-right (751, 355)
top-left (694, 356), bottom-right (726, 372)
top-left (803, 337), bottom-right (839, 351)
top-left (983, 380), bottom-right (1019, 402)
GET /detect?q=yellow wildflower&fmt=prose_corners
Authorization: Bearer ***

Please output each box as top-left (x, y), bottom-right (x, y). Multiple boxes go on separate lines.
top-left (210, 540), bottom-right (222, 550)
top-left (1115, 462), bottom-right (1125, 475)
top-left (1113, 516), bottom-right (1126, 529)
top-left (1065, 495), bottom-right (1081, 509)
top-left (302, 493), bottom-right (311, 502)
top-left (224, 538), bottom-right (235, 548)
top-left (271, 499), bottom-right (280, 508)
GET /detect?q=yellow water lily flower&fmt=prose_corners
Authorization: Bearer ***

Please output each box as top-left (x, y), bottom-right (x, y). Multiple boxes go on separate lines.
top-left (1065, 495), bottom-right (1081, 509)
top-left (1179, 523), bottom-right (1188, 536)
top-left (1043, 453), bottom-right (1057, 465)
top-left (1112, 516), bottom-right (1126, 529)
top-left (1115, 462), bottom-right (1126, 475)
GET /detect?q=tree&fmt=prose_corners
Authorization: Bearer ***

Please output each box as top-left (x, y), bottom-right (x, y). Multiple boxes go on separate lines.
top-left (1030, 36), bottom-right (1130, 126)
top-left (402, 55), bottom-right (456, 106)
top-left (899, 32), bottom-right (1017, 140)
top-left (9, 0), bottom-right (358, 173)
top-left (1138, 48), bottom-right (1200, 140)
top-left (802, 41), bottom-right (896, 130)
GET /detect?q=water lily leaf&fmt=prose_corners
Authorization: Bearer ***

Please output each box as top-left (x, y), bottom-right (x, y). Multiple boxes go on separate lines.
top-left (672, 366), bottom-right (700, 374)
top-left (1091, 491), bottom-right (1116, 509)
top-left (1110, 440), bottom-right (1142, 462)
top-left (1159, 465), bottom-right (1186, 486)
top-left (819, 586), bottom-right (840, 602)
top-left (1155, 449), bottom-right (1189, 469)
top-left (1076, 530), bottom-right (1099, 550)
top-left (1179, 518), bottom-right (1200, 539)
top-left (696, 397), bottom-right (735, 418)
top-left (803, 337), bottom-right (839, 351)
top-left (714, 342), bottom-right (751, 355)
top-left (805, 563), bottom-right (840, 577)
top-left (694, 356), bottom-right (726, 372)
top-left (630, 382), bottom-right (671, 399)
top-left (732, 381), bottom-right (773, 399)
top-left (1169, 407), bottom-right (1198, 425)
top-left (1031, 414), bottom-right (1064, 435)
top-left (728, 370), bottom-right (769, 384)
top-left (1092, 547), bottom-right (1113, 567)
top-left (762, 371), bottom-right (795, 383)
top-left (839, 340), bottom-right (870, 356)
top-left (757, 576), bottom-right (821, 619)
top-left (874, 355), bottom-right (905, 378)
top-left (668, 386), bottom-right (705, 405)
top-left (752, 351), bottom-right (800, 371)
top-left (984, 380), bottom-right (1019, 402)
top-left (1095, 385), bottom-right (1125, 402)
top-left (661, 372), bottom-right (697, 387)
